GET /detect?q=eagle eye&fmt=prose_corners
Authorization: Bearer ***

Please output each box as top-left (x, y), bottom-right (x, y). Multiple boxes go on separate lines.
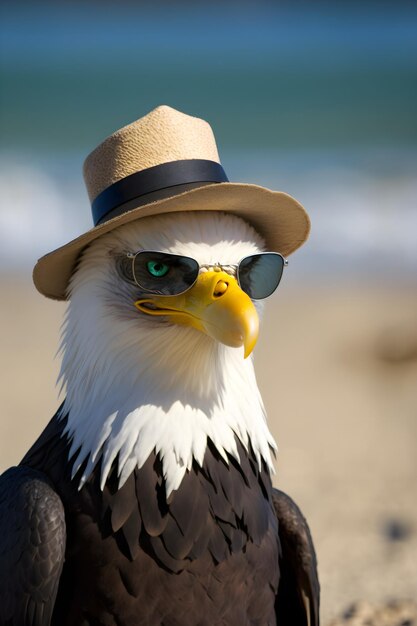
top-left (146, 260), bottom-right (169, 277)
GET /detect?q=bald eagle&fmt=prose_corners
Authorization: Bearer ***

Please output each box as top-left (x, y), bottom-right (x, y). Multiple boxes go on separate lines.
top-left (0, 211), bottom-right (319, 625)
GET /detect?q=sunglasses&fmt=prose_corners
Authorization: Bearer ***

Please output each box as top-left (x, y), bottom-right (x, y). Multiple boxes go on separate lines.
top-left (124, 250), bottom-right (288, 300)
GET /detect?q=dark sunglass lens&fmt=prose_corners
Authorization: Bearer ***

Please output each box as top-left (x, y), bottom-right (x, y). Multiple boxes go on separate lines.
top-left (238, 253), bottom-right (285, 299)
top-left (133, 252), bottom-right (199, 295)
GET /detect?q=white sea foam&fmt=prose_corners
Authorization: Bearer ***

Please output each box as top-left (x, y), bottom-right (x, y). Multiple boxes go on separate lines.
top-left (1, 150), bottom-right (416, 280)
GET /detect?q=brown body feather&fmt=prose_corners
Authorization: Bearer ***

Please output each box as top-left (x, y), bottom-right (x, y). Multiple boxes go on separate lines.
top-left (21, 412), bottom-right (280, 625)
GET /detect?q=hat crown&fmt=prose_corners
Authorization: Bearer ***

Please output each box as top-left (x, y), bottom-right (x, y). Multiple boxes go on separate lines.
top-left (83, 105), bottom-right (221, 202)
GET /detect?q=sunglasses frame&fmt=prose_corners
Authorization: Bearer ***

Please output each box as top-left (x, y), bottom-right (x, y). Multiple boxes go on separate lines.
top-left (125, 250), bottom-right (288, 300)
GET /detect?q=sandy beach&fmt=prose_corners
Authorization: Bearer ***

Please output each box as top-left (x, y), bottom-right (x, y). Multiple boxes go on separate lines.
top-left (1, 277), bottom-right (416, 622)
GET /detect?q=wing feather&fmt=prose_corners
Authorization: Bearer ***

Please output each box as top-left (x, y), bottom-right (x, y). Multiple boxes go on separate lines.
top-left (273, 488), bottom-right (320, 626)
top-left (0, 466), bottom-right (66, 626)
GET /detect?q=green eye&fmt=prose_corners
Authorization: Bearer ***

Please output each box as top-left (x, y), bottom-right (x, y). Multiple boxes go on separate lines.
top-left (146, 260), bottom-right (169, 277)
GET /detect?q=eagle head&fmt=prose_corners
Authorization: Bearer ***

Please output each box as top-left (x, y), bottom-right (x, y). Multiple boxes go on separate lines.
top-left (59, 210), bottom-right (277, 495)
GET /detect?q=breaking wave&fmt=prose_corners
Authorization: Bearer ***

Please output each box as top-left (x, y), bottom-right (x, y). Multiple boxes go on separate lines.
top-left (1, 150), bottom-right (416, 282)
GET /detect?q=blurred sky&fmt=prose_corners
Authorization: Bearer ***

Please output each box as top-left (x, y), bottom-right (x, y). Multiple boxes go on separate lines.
top-left (1, 1), bottom-right (416, 282)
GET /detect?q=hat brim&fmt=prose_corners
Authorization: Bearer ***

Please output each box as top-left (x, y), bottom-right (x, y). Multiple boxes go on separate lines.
top-left (33, 182), bottom-right (310, 300)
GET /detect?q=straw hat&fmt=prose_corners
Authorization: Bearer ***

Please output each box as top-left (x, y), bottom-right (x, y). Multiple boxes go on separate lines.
top-left (33, 105), bottom-right (310, 300)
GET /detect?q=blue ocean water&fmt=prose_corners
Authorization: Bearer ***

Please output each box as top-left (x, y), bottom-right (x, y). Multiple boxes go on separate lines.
top-left (1, 3), bottom-right (416, 282)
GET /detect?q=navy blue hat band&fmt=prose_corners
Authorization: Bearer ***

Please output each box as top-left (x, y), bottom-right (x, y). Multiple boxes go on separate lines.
top-left (92, 159), bottom-right (229, 226)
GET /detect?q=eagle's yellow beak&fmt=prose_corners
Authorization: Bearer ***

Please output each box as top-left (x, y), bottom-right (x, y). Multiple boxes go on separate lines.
top-left (134, 270), bottom-right (259, 358)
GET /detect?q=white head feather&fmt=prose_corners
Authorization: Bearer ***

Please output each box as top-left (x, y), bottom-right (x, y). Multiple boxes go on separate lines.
top-left (59, 211), bottom-right (277, 496)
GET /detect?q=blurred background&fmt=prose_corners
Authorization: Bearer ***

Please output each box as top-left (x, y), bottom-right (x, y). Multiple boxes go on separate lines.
top-left (1, 1), bottom-right (416, 622)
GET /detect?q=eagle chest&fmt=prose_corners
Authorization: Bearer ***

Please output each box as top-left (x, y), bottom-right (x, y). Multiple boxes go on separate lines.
top-left (51, 440), bottom-right (280, 625)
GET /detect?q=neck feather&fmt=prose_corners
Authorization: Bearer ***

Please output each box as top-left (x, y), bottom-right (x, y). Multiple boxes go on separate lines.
top-left (60, 311), bottom-right (276, 496)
